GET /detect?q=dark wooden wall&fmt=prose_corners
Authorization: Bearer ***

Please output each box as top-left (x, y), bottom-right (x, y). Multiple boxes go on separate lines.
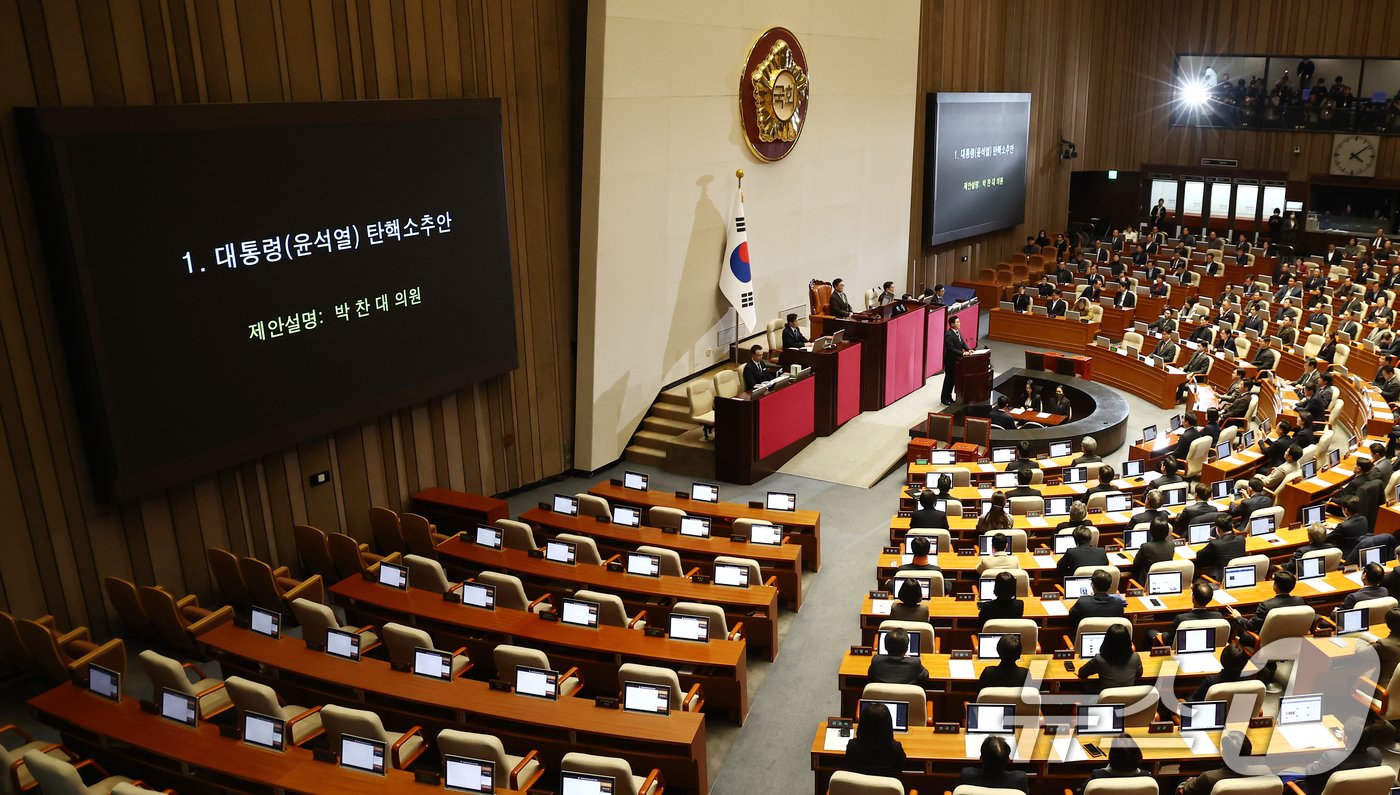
top-left (910, 0), bottom-right (1400, 286)
top-left (0, 0), bottom-right (578, 633)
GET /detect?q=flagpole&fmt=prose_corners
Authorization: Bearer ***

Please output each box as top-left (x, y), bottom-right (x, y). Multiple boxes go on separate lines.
top-left (732, 168), bottom-right (744, 364)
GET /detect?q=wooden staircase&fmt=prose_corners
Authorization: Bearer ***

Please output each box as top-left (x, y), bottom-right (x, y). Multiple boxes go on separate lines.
top-left (623, 366), bottom-right (738, 478)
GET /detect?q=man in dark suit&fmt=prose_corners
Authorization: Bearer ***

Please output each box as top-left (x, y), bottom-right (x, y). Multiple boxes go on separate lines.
top-left (1056, 525), bottom-right (1108, 579)
top-left (1127, 490), bottom-right (1167, 530)
top-left (1149, 332), bottom-right (1179, 363)
top-left (1006, 466), bottom-right (1041, 500)
top-left (1011, 284), bottom-right (1032, 313)
top-left (1152, 581), bottom-right (1225, 647)
top-left (1083, 466), bottom-right (1118, 501)
top-left (989, 396), bottom-right (1019, 430)
top-left (1228, 477), bottom-right (1272, 527)
top-left (1045, 289), bottom-right (1069, 318)
top-left (1131, 518), bottom-right (1177, 584)
top-left (1243, 308), bottom-right (1266, 335)
top-left (1326, 496), bottom-right (1370, 558)
top-left (1225, 570), bottom-right (1305, 640)
top-left (1180, 733), bottom-right (1263, 795)
top-left (1300, 718), bottom-right (1386, 795)
top-left (1342, 563), bottom-right (1390, 610)
top-left (1372, 608), bottom-right (1400, 685)
top-left (1068, 569), bottom-right (1126, 629)
top-left (828, 278), bottom-right (853, 318)
top-left (956, 736), bottom-right (1028, 793)
top-left (781, 313), bottom-right (807, 349)
top-left (1173, 413), bottom-right (1203, 459)
top-left (1371, 442), bottom-right (1394, 484)
top-left (742, 345), bottom-right (769, 390)
top-left (1258, 420), bottom-right (1296, 469)
top-left (866, 628), bottom-right (929, 686)
top-left (940, 315), bottom-right (972, 404)
top-left (1323, 243), bottom-right (1344, 267)
top-left (1175, 483), bottom-right (1218, 533)
top-left (1195, 514), bottom-right (1247, 581)
top-left (1113, 279), bottom-right (1137, 309)
top-left (910, 487), bottom-right (950, 529)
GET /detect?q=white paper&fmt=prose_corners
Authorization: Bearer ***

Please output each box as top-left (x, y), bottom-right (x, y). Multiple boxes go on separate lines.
top-left (1138, 596), bottom-right (1167, 611)
top-left (979, 463), bottom-right (998, 473)
top-left (1176, 653), bottom-right (1223, 674)
top-left (1182, 732), bottom-right (1218, 755)
top-left (1346, 571), bottom-right (1366, 586)
top-left (1108, 553), bottom-right (1133, 566)
top-left (1306, 476), bottom-right (1332, 488)
top-left (824, 727), bottom-right (854, 751)
top-left (1037, 412), bottom-right (1051, 419)
top-left (1027, 517), bottom-right (1049, 528)
top-left (949, 660), bottom-right (976, 680)
top-left (1176, 545), bottom-right (1198, 560)
top-left (1052, 737), bottom-right (1088, 763)
top-left (1333, 468), bottom-right (1354, 478)
top-left (1032, 553), bottom-right (1056, 569)
top-left (1069, 484), bottom-right (1087, 494)
top-left (1213, 590), bottom-right (1238, 605)
top-left (871, 600), bottom-right (893, 615)
top-left (1279, 724), bottom-right (1336, 750)
top-left (1240, 450), bottom-right (1262, 460)
top-left (1042, 600), bottom-right (1069, 616)
top-left (1220, 457), bottom-right (1244, 466)
top-left (1303, 578), bottom-right (1337, 593)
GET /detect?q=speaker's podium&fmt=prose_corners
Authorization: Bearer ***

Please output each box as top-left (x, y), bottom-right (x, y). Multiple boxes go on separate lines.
top-left (956, 349), bottom-right (993, 404)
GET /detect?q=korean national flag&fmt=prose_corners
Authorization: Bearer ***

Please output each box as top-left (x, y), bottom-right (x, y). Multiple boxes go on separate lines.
top-left (720, 187), bottom-right (757, 331)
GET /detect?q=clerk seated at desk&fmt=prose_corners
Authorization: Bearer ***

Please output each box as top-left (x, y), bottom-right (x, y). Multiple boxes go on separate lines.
top-left (782, 313), bottom-right (807, 350)
top-left (989, 396), bottom-right (1020, 430)
top-left (1057, 524), bottom-right (1108, 579)
top-left (1045, 385), bottom-right (1072, 418)
top-left (867, 628), bottom-right (929, 687)
top-left (911, 483), bottom-right (951, 529)
top-left (743, 345), bottom-right (771, 391)
top-left (897, 536), bottom-right (940, 574)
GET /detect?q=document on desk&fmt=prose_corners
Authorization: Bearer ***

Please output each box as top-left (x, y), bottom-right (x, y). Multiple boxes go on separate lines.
top-left (1279, 724), bottom-right (1336, 750)
top-left (1137, 596), bottom-right (1168, 611)
top-left (1219, 456), bottom-right (1244, 467)
top-left (1041, 600), bottom-right (1069, 617)
top-left (1239, 450), bottom-right (1262, 460)
top-left (979, 463), bottom-right (998, 473)
top-left (1305, 476), bottom-right (1332, 488)
top-left (1176, 546), bottom-right (1197, 560)
top-left (871, 599), bottom-right (893, 616)
top-left (1302, 578), bottom-right (1336, 594)
top-left (1026, 517), bottom-right (1049, 529)
top-left (1332, 467), bottom-right (1354, 478)
top-left (1175, 653), bottom-right (1223, 675)
top-left (1182, 732), bottom-right (1218, 755)
top-left (1052, 737), bottom-right (1088, 763)
top-left (1031, 553), bottom-right (1056, 569)
top-left (1068, 484), bottom-right (1087, 494)
top-left (1213, 590), bottom-right (1237, 605)
top-left (824, 727), bottom-right (854, 751)
top-left (1108, 553), bottom-right (1133, 567)
top-left (948, 660), bottom-right (976, 680)
top-left (1346, 570), bottom-right (1366, 586)
top-left (1036, 412), bottom-right (1051, 419)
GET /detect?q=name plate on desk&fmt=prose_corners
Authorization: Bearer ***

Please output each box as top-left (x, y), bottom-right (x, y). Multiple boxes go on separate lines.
top-left (692, 574), bottom-right (711, 584)
top-left (644, 627), bottom-right (666, 638)
top-left (1053, 649), bottom-right (1074, 660)
top-left (956, 548), bottom-right (977, 556)
top-left (1040, 592), bottom-right (1062, 601)
top-left (606, 561), bottom-right (623, 572)
top-left (415, 771), bottom-right (441, 786)
top-left (674, 490), bottom-right (689, 499)
top-left (1149, 646), bottom-right (1172, 657)
top-left (849, 646), bottom-right (874, 656)
top-left (538, 610), bottom-right (559, 622)
top-left (443, 591), bottom-right (461, 603)
top-left (489, 680), bottom-right (512, 692)
top-left (1126, 588), bottom-right (1144, 597)
top-left (594, 696), bottom-right (619, 709)
top-left (660, 526), bottom-right (679, 534)
top-left (956, 592), bottom-right (976, 601)
top-left (935, 722), bottom-right (961, 734)
top-left (1250, 717), bottom-right (1274, 728)
top-left (897, 511), bottom-right (912, 518)
top-left (869, 591), bottom-right (890, 600)
top-left (950, 650), bottom-right (973, 659)
top-left (730, 534), bottom-right (747, 543)
top-left (1149, 722), bottom-right (1176, 734)
top-left (883, 546), bottom-right (899, 554)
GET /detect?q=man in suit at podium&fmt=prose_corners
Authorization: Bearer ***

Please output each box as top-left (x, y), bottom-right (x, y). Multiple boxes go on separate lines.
top-left (941, 315), bottom-right (973, 404)
top-left (828, 278), bottom-right (853, 318)
top-left (782, 313), bottom-right (807, 350)
top-left (742, 345), bottom-right (770, 391)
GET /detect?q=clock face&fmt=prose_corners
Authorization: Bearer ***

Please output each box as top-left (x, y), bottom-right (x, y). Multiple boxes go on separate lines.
top-left (1331, 134), bottom-right (1378, 177)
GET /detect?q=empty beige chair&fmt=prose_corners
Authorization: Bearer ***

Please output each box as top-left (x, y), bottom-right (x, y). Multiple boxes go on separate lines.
top-left (207, 547), bottom-right (254, 610)
top-left (554, 533), bottom-right (603, 565)
top-left (1233, 336), bottom-right (1250, 360)
top-left (906, 528), bottom-right (952, 553)
top-left (400, 512), bottom-right (449, 558)
top-left (561, 752), bottom-right (662, 795)
top-left (494, 644), bottom-right (582, 697)
top-left (326, 533), bottom-right (384, 582)
top-left (765, 318), bottom-right (784, 354)
top-left (320, 704), bottom-right (427, 770)
top-left (21, 751), bottom-right (134, 795)
top-left (1212, 777), bottom-right (1283, 795)
top-left (382, 622), bottom-right (471, 677)
top-left (828, 771), bottom-right (905, 795)
top-left (1177, 618), bottom-right (1232, 649)
top-left (290, 598), bottom-right (379, 650)
top-left (138, 649), bottom-right (234, 720)
top-left (574, 493), bottom-right (610, 520)
top-left (1099, 685), bottom-right (1158, 728)
top-left (618, 663), bottom-right (703, 712)
top-left (1123, 331), bottom-right (1145, 351)
top-left (1203, 679), bottom-right (1266, 722)
top-left (647, 506), bottom-right (686, 532)
top-left (225, 675), bottom-right (324, 746)
top-left (1250, 605), bottom-right (1316, 692)
top-left (494, 518), bottom-right (538, 551)
top-left (714, 555), bottom-right (768, 587)
top-left (1311, 768), bottom-right (1397, 795)
top-left (0, 727), bottom-right (77, 795)
top-left (687, 381), bottom-right (716, 438)
top-left (1358, 665), bottom-right (1400, 725)
top-left (635, 545), bottom-right (685, 577)
top-left (1074, 565), bottom-right (1120, 593)
top-left (890, 570), bottom-right (946, 599)
top-left (671, 601), bottom-right (741, 641)
top-left (714, 369), bottom-right (742, 399)
top-left (879, 619), bottom-right (934, 654)
top-left (1008, 496), bottom-right (1045, 516)
top-left (1084, 778), bottom-right (1158, 795)
top-left (1327, 397), bottom-right (1345, 427)
top-left (1334, 344), bottom-right (1351, 369)
top-left (983, 619), bottom-right (1039, 653)
top-left (573, 589), bottom-right (646, 629)
top-left (477, 571), bottom-right (552, 613)
top-left (861, 682), bottom-right (929, 726)
top-left (1184, 435), bottom-right (1212, 481)
top-left (1355, 596), bottom-right (1398, 626)
top-left (437, 730), bottom-right (544, 792)
top-left (1217, 424), bottom-right (1238, 448)
top-left (938, 467), bottom-right (973, 487)
top-left (976, 686), bottom-right (1041, 722)
top-left (369, 506), bottom-right (406, 555)
top-left (404, 553), bottom-right (453, 593)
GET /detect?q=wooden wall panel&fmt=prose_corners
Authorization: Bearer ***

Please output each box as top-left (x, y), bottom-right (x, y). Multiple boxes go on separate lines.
top-left (0, 0), bottom-right (578, 633)
top-left (912, 0), bottom-right (1400, 287)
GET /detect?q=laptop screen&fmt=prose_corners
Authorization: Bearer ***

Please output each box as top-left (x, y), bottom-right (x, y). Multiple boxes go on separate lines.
top-left (1053, 534), bottom-right (1076, 554)
top-left (474, 524), bottom-right (503, 550)
top-left (460, 582), bottom-right (496, 610)
top-left (611, 505), bottom-right (641, 527)
top-left (929, 450), bottom-right (957, 465)
top-left (1278, 694), bottom-right (1323, 725)
top-left (749, 523), bottom-right (783, 545)
top-left (514, 666), bottom-right (560, 700)
top-left (1123, 460), bottom-right (1144, 478)
top-left (1241, 430), bottom-right (1257, 448)
top-left (1211, 480), bottom-right (1231, 500)
top-left (1105, 493), bottom-right (1131, 513)
top-left (250, 607), bottom-right (281, 639)
top-left (1064, 576), bottom-right (1094, 598)
top-left (561, 772), bottom-right (616, 795)
top-left (966, 702), bottom-right (1016, 733)
top-left (413, 648), bottom-right (453, 681)
top-left (668, 613), bottom-right (710, 642)
top-left (1046, 497), bottom-right (1071, 517)
top-left (978, 633), bottom-right (1009, 660)
top-left (690, 482), bottom-right (719, 502)
top-left (1076, 704), bottom-right (1125, 734)
top-left (1298, 554), bottom-right (1325, 579)
top-left (340, 734), bottom-right (387, 775)
top-left (1064, 467), bottom-right (1088, 485)
top-left (978, 577), bottom-right (999, 601)
top-left (1050, 441), bottom-right (1072, 458)
top-left (1215, 442), bottom-right (1231, 459)
top-left (1142, 425), bottom-right (1158, 442)
top-left (1149, 571), bottom-right (1183, 595)
top-left (895, 576), bottom-right (933, 600)
top-left (1079, 632), bottom-right (1106, 659)
top-left (242, 711), bottom-right (286, 752)
top-left (561, 598), bottom-right (600, 628)
top-left (1224, 565), bottom-right (1256, 589)
top-left (1328, 448), bottom-right (1342, 468)
top-left (1338, 607), bottom-right (1367, 635)
top-left (1125, 529), bottom-right (1148, 550)
top-left (766, 492), bottom-right (797, 511)
top-left (544, 540), bottom-right (577, 565)
top-left (992, 447), bottom-right (1017, 464)
top-left (1361, 546), bottom-right (1385, 567)
top-left (326, 628), bottom-right (361, 661)
top-left (1249, 516), bottom-right (1276, 536)
top-left (1170, 414), bottom-right (1183, 431)
top-left (443, 755), bottom-right (494, 794)
top-left (1161, 486), bottom-right (1187, 507)
top-left (678, 516), bottom-right (711, 537)
top-left (876, 630), bottom-right (922, 656)
top-left (1187, 523), bottom-right (1213, 545)
top-left (622, 681), bottom-right (671, 716)
top-left (994, 472), bottom-right (1018, 489)
top-left (859, 699), bottom-right (910, 732)
top-left (1180, 701), bottom-right (1226, 732)
top-left (552, 495), bottom-right (579, 516)
top-left (1175, 627), bottom-right (1213, 654)
top-left (625, 552), bottom-right (661, 577)
top-left (1301, 504), bottom-right (1325, 527)
top-left (714, 563), bottom-right (750, 588)
top-left (622, 471), bottom-right (649, 491)
top-left (377, 561), bottom-right (408, 590)
top-left (160, 688), bottom-right (198, 727)
top-left (1302, 459), bottom-right (1318, 479)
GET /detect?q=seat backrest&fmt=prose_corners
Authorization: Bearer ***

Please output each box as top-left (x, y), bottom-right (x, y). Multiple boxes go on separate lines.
top-left (1297, 547), bottom-right (1342, 573)
top-left (561, 753), bottom-right (644, 795)
top-left (976, 686), bottom-right (1041, 720)
top-left (1304, 333), bottom-right (1325, 358)
top-left (687, 381), bottom-right (715, 416)
top-left (671, 601), bottom-right (728, 638)
top-left (1147, 558), bottom-right (1195, 583)
top-left (1074, 565), bottom-right (1120, 592)
top-left (1245, 505), bottom-right (1283, 527)
top-left (938, 467), bottom-right (972, 487)
top-left (1357, 597), bottom-right (1399, 626)
top-left (1203, 679), bottom-right (1266, 722)
top-left (636, 545), bottom-right (684, 577)
top-left (104, 576), bottom-right (156, 640)
top-left (293, 524), bottom-right (338, 580)
top-left (208, 547), bottom-right (253, 609)
top-left (382, 622), bottom-right (437, 666)
top-left (20, 751), bottom-right (88, 795)
top-left (0, 610), bottom-right (31, 676)
top-left (1186, 434), bottom-right (1213, 464)
top-left (861, 682), bottom-right (928, 726)
top-left (983, 619), bottom-right (1038, 652)
top-left (494, 519), bottom-right (538, 551)
top-left (575, 493), bottom-right (611, 520)
top-left (1123, 332), bottom-right (1144, 350)
top-left (16, 619), bottom-right (72, 683)
top-left (892, 570), bottom-right (945, 598)
top-left (368, 506), bottom-right (405, 555)
top-left (878, 619), bottom-right (934, 652)
top-left (1177, 618), bottom-right (1232, 649)
top-left (714, 555), bottom-right (763, 586)
top-left (647, 506), bottom-right (686, 531)
top-left (225, 675), bottom-right (282, 717)
top-left (239, 556), bottom-right (287, 611)
top-left (1008, 496), bottom-right (1044, 516)
top-left (436, 731), bottom-right (511, 789)
top-left (290, 598), bottom-right (341, 646)
top-left (812, 282), bottom-right (833, 315)
top-left (927, 412), bottom-right (954, 443)
top-left (326, 533), bottom-right (370, 580)
top-left (494, 644), bottom-right (550, 679)
top-left (1084, 778), bottom-right (1158, 795)
top-left (1211, 776), bottom-right (1284, 795)
top-left (575, 589), bottom-right (633, 628)
top-left (828, 770), bottom-right (906, 795)
top-left (1077, 617), bottom-right (1132, 649)
top-left (556, 533), bottom-right (603, 565)
top-left (906, 528), bottom-right (951, 554)
top-left (1098, 685), bottom-right (1159, 728)
top-left (1218, 425), bottom-right (1238, 447)
top-left (1226, 554), bottom-right (1270, 582)
top-left (617, 663), bottom-right (684, 708)
top-left (320, 704), bottom-right (388, 748)
top-left (964, 418), bottom-right (992, 450)
top-left (1320, 767), bottom-right (1397, 795)
top-left (405, 554), bottom-right (452, 593)
top-left (714, 369), bottom-right (742, 399)
top-left (137, 586), bottom-right (197, 654)
top-left (399, 513), bottom-right (440, 558)
top-left (139, 649), bottom-right (196, 696)
top-left (1257, 605), bottom-right (1316, 647)
top-left (478, 571), bottom-right (531, 611)
top-left (1327, 397), bottom-right (1344, 425)
top-left (766, 318), bottom-right (784, 352)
